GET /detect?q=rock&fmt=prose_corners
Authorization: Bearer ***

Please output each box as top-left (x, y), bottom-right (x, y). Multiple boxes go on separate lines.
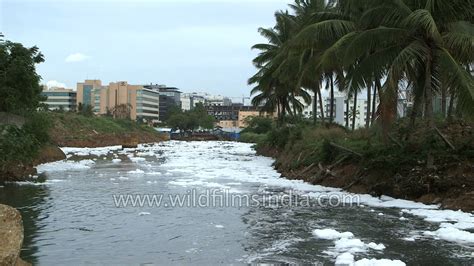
top-left (0, 162), bottom-right (37, 182)
top-left (33, 145), bottom-right (66, 165)
top-left (0, 204), bottom-right (30, 266)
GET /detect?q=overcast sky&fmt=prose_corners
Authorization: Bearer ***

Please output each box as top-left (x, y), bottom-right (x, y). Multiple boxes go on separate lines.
top-left (1, 0), bottom-right (289, 97)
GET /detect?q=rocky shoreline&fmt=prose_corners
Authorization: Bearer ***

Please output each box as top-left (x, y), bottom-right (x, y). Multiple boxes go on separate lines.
top-left (257, 146), bottom-right (474, 212)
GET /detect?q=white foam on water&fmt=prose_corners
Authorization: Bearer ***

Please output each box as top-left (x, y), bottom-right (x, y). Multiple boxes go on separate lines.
top-left (145, 172), bottom-right (162, 176)
top-left (313, 228), bottom-right (388, 263)
top-left (423, 227), bottom-right (474, 244)
top-left (169, 179), bottom-right (230, 189)
top-left (61, 146), bottom-right (122, 157)
top-left (313, 229), bottom-right (354, 240)
top-left (128, 169), bottom-right (145, 174)
top-left (354, 258), bottom-right (406, 266)
top-left (112, 159), bottom-right (122, 163)
top-left (129, 156), bottom-right (146, 163)
top-left (36, 159), bottom-right (95, 173)
top-left (138, 212), bottom-right (151, 216)
top-left (335, 252), bottom-right (355, 265)
top-left (108, 141), bottom-right (473, 254)
top-left (215, 225), bottom-right (224, 228)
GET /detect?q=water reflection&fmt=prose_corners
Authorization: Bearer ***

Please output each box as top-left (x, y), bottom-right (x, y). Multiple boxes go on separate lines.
top-left (0, 182), bottom-right (51, 265)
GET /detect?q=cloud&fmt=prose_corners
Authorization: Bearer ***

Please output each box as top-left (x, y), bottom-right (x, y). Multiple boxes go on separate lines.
top-left (46, 80), bottom-right (67, 88)
top-left (65, 53), bottom-right (89, 63)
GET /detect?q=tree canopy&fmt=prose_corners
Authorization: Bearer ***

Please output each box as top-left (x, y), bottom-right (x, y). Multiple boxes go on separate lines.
top-left (0, 40), bottom-right (45, 113)
top-left (166, 103), bottom-right (215, 131)
top-left (249, 0), bottom-right (474, 130)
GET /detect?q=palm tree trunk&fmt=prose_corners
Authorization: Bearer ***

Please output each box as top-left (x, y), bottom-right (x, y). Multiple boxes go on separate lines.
top-left (329, 74), bottom-right (335, 123)
top-left (447, 90), bottom-right (456, 121)
top-left (312, 89), bottom-right (317, 125)
top-left (318, 89), bottom-right (325, 124)
top-left (372, 78), bottom-right (381, 123)
top-left (424, 68), bottom-right (435, 128)
top-left (352, 92), bottom-right (357, 131)
top-left (424, 58), bottom-right (435, 169)
top-left (345, 93), bottom-right (350, 128)
top-left (366, 82), bottom-right (372, 128)
top-left (409, 96), bottom-right (421, 129)
top-left (441, 84), bottom-right (447, 118)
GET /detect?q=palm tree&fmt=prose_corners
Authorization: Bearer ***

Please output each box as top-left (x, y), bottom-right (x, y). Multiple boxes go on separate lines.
top-left (250, 0), bottom-right (473, 140)
top-left (249, 10), bottom-right (310, 123)
top-left (341, 0), bottom-right (473, 166)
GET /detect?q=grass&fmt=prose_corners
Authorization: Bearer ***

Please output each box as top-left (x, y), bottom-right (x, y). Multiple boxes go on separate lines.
top-left (49, 112), bottom-right (157, 137)
top-left (249, 118), bottom-right (474, 176)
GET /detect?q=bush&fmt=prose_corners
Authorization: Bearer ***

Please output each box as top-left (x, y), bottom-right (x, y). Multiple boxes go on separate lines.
top-left (23, 111), bottom-right (51, 144)
top-left (242, 116), bottom-right (273, 134)
top-left (0, 125), bottom-right (41, 165)
top-left (240, 132), bottom-right (267, 144)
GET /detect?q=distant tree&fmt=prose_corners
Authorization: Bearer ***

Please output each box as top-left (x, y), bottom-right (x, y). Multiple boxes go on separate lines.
top-left (166, 103), bottom-right (215, 130)
top-left (111, 103), bottom-right (132, 119)
top-left (0, 40), bottom-right (45, 113)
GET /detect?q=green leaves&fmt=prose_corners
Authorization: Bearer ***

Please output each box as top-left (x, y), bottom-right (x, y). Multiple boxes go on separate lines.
top-left (403, 9), bottom-right (442, 41)
top-left (0, 40), bottom-right (44, 113)
top-left (249, 0), bottom-right (474, 127)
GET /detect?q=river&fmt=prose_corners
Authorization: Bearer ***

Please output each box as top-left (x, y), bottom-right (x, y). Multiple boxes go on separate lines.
top-left (0, 141), bottom-right (473, 265)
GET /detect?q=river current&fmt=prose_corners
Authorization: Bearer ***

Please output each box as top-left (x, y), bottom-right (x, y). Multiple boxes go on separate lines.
top-left (0, 141), bottom-right (473, 265)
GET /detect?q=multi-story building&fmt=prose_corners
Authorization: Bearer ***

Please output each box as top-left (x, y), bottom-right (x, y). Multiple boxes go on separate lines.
top-left (143, 86), bottom-right (181, 122)
top-left (77, 80), bottom-right (160, 123)
top-left (41, 87), bottom-right (77, 111)
top-left (297, 90), bottom-right (376, 129)
top-left (205, 95), bottom-right (232, 106)
top-left (206, 104), bottom-right (256, 121)
top-left (181, 93), bottom-right (206, 111)
top-left (180, 92), bottom-right (232, 110)
top-left (77, 80), bottom-right (103, 108)
top-left (238, 109), bottom-right (274, 128)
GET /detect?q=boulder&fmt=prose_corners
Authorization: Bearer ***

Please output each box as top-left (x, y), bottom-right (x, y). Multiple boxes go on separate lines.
top-left (0, 204), bottom-right (30, 265)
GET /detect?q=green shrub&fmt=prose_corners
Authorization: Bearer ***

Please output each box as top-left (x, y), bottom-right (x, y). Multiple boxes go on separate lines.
top-left (23, 111), bottom-right (51, 144)
top-left (242, 116), bottom-right (273, 134)
top-left (0, 125), bottom-right (41, 165)
top-left (240, 132), bottom-right (267, 144)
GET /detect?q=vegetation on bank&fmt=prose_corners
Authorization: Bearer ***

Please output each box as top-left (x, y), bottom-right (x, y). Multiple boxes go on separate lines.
top-left (166, 103), bottom-right (215, 131)
top-left (241, 116), bottom-right (474, 210)
top-left (249, 0), bottom-right (474, 169)
top-left (0, 39), bottom-right (49, 170)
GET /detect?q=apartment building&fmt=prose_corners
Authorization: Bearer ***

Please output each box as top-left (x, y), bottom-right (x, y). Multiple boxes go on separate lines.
top-left (41, 87), bottom-right (77, 111)
top-left (77, 80), bottom-right (160, 123)
top-left (181, 93), bottom-right (206, 111)
top-left (297, 90), bottom-right (375, 129)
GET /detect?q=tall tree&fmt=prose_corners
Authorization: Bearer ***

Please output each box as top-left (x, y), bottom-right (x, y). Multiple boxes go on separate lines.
top-left (0, 40), bottom-right (45, 113)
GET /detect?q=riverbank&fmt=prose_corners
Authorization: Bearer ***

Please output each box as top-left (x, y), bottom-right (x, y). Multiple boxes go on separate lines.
top-left (251, 120), bottom-right (474, 212)
top-left (0, 112), bottom-right (167, 182)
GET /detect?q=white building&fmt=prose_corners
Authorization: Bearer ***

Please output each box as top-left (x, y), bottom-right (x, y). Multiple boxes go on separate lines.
top-left (41, 87), bottom-right (77, 111)
top-left (297, 90), bottom-right (376, 129)
top-left (181, 93), bottom-right (206, 111)
top-left (181, 92), bottom-right (231, 110)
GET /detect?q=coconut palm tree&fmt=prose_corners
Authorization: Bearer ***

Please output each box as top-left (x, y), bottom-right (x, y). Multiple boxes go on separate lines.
top-left (249, 10), bottom-right (310, 122)
top-left (343, 0), bottom-right (473, 131)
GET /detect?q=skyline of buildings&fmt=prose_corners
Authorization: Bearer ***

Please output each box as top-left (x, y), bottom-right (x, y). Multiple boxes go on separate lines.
top-left (41, 79), bottom-right (419, 129)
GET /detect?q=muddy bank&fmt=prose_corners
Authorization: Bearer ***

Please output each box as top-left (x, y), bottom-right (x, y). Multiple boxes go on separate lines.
top-left (0, 204), bottom-right (30, 266)
top-left (52, 132), bottom-right (166, 148)
top-left (257, 145), bottom-right (474, 212)
top-left (0, 145), bottom-right (66, 182)
top-left (1, 131), bottom-right (166, 182)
